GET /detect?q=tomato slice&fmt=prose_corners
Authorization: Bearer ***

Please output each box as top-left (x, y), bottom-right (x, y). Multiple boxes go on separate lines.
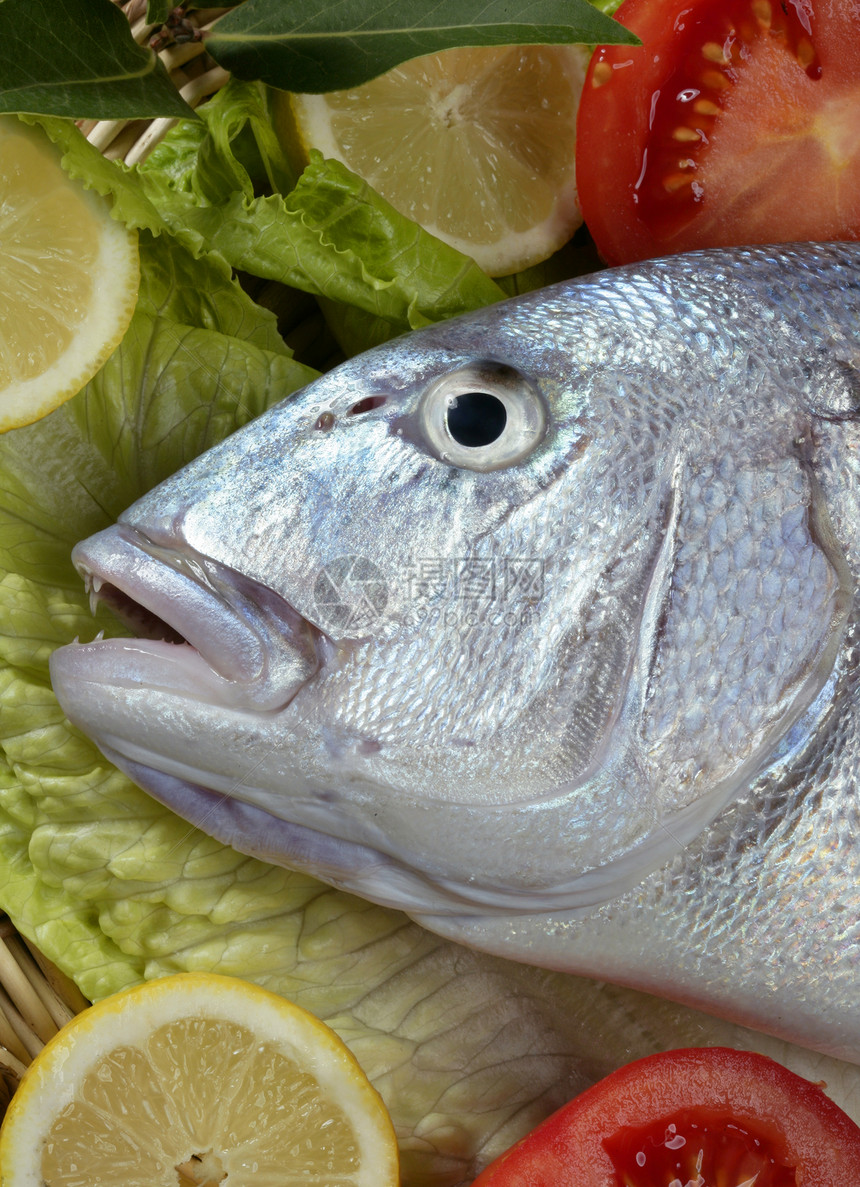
top-left (576, 0), bottom-right (860, 263)
top-left (470, 1048), bottom-right (860, 1186)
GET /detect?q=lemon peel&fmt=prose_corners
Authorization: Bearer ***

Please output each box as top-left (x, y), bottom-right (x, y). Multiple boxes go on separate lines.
top-left (0, 117), bottom-right (139, 433)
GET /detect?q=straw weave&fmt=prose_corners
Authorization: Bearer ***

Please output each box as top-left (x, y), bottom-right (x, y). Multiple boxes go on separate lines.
top-left (79, 1), bottom-right (234, 164)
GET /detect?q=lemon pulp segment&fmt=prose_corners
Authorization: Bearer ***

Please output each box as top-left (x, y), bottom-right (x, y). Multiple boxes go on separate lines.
top-left (0, 118), bottom-right (139, 432)
top-left (281, 45), bottom-right (588, 276)
top-left (0, 973), bottom-right (398, 1187)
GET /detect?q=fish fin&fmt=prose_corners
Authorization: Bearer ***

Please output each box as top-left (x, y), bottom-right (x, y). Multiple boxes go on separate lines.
top-left (631, 440), bottom-right (851, 817)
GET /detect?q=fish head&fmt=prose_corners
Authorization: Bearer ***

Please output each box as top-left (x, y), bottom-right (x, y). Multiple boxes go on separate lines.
top-left (49, 250), bottom-right (854, 919)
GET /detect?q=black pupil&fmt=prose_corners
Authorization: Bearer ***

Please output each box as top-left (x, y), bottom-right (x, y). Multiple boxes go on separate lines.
top-left (446, 392), bottom-right (507, 448)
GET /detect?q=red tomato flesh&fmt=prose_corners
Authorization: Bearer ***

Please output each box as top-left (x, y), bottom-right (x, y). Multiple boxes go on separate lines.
top-left (576, 0), bottom-right (860, 263)
top-left (604, 1106), bottom-right (797, 1186)
top-left (471, 1048), bottom-right (860, 1186)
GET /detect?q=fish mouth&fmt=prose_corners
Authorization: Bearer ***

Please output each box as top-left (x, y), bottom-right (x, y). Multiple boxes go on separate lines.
top-left (51, 524), bottom-right (330, 714)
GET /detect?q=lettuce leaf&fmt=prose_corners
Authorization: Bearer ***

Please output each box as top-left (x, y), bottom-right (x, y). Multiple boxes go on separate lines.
top-left (24, 113), bottom-right (173, 239)
top-left (139, 77), bottom-right (296, 202)
top-left (134, 80), bottom-right (506, 345)
top-left (0, 235), bottom-right (307, 590)
top-left (31, 85), bottom-right (505, 355)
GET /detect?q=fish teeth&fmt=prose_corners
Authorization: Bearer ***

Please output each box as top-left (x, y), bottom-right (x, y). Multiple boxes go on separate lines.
top-left (87, 575), bottom-right (104, 618)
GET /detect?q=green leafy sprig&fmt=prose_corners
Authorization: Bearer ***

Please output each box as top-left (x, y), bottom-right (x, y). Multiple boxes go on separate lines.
top-left (0, 0), bottom-right (196, 119)
top-left (205, 0), bottom-right (638, 93)
top-left (0, 0), bottom-right (636, 118)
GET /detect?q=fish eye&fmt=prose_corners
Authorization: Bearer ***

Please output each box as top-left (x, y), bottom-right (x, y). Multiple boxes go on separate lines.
top-left (446, 391), bottom-right (507, 447)
top-left (419, 362), bottom-right (545, 470)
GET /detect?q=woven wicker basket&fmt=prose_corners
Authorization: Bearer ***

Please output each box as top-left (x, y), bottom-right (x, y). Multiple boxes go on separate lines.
top-left (0, 918), bottom-right (90, 1111)
top-left (0, 0), bottom-right (242, 1121)
top-left (79, 1), bottom-right (233, 165)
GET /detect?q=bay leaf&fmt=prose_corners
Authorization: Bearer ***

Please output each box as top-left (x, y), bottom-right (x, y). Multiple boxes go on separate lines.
top-left (146, 1), bottom-right (173, 24)
top-left (0, 0), bottom-right (196, 119)
top-left (206, 0), bottom-right (638, 93)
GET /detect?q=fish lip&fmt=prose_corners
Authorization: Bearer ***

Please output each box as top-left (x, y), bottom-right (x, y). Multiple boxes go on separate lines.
top-left (62, 523), bottom-right (329, 713)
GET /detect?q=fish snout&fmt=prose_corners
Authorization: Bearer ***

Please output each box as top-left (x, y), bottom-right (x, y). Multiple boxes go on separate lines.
top-left (53, 525), bottom-right (328, 715)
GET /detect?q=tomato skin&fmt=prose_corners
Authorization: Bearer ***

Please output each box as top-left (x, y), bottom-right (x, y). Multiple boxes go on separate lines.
top-left (576, 0), bottom-right (860, 264)
top-left (470, 1047), bottom-right (860, 1186)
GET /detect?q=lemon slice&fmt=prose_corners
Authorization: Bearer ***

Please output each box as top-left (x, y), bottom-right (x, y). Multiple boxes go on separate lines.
top-left (0, 117), bottom-right (139, 433)
top-left (0, 972), bottom-right (399, 1186)
top-left (275, 44), bottom-right (588, 276)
